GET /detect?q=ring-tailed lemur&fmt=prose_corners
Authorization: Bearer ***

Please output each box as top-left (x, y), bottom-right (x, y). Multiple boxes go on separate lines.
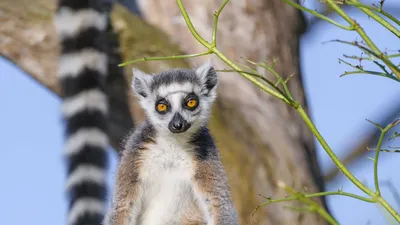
top-left (104, 62), bottom-right (238, 225)
top-left (54, 1), bottom-right (110, 225)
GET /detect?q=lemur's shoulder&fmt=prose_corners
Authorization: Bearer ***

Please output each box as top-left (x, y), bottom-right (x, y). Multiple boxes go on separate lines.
top-left (189, 126), bottom-right (219, 161)
top-left (122, 120), bottom-right (156, 153)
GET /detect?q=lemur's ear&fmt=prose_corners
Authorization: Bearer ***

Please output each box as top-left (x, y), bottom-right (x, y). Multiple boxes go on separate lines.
top-left (195, 60), bottom-right (218, 96)
top-left (132, 68), bottom-right (153, 98)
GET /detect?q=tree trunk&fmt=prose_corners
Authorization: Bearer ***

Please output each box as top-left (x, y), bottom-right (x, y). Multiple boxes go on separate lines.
top-left (0, 0), bottom-right (328, 224)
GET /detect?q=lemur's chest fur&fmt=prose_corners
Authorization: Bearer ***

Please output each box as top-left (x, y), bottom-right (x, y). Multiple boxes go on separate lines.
top-left (135, 137), bottom-right (209, 225)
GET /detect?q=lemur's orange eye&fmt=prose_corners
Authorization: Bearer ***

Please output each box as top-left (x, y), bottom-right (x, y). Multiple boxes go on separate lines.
top-left (157, 103), bottom-right (167, 112)
top-left (187, 99), bottom-right (197, 108)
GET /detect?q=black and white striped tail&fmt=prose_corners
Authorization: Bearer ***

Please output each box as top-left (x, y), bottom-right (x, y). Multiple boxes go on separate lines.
top-left (54, 1), bottom-right (109, 225)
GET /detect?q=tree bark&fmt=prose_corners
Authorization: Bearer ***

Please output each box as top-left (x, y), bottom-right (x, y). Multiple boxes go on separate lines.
top-left (1, 0), bottom-right (328, 224)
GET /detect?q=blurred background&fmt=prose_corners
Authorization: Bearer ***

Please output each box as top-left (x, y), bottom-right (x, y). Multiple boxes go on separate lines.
top-left (1, 0), bottom-right (399, 224)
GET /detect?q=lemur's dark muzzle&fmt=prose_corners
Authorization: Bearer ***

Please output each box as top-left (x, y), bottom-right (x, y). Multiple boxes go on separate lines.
top-left (168, 113), bottom-right (191, 133)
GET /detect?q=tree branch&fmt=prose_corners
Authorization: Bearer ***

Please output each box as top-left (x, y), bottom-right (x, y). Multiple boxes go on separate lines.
top-left (305, 2), bottom-right (400, 34)
top-left (324, 102), bottom-right (400, 182)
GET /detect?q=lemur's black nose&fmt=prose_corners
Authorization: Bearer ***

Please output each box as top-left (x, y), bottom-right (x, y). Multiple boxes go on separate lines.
top-left (168, 113), bottom-right (190, 133)
top-left (172, 121), bottom-right (183, 130)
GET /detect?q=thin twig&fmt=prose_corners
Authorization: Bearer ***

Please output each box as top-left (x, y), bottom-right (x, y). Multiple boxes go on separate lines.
top-left (254, 189), bottom-right (374, 212)
top-left (215, 69), bottom-right (291, 100)
top-left (244, 59), bottom-right (295, 101)
top-left (278, 181), bottom-right (339, 225)
top-left (344, 0), bottom-right (400, 37)
top-left (338, 58), bottom-right (400, 82)
top-left (281, 0), bottom-right (354, 30)
top-left (212, 0), bottom-right (229, 46)
top-left (344, 1), bottom-right (400, 27)
top-left (323, 0), bottom-right (400, 79)
top-left (343, 53), bottom-right (400, 61)
top-left (373, 125), bottom-right (385, 195)
top-left (118, 51), bottom-right (212, 67)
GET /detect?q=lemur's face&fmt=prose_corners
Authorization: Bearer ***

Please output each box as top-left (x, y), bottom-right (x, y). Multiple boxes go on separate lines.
top-left (132, 62), bottom-right (218, 135)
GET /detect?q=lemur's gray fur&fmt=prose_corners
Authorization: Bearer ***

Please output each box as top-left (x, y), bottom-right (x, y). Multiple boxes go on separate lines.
top-left (104, 62), bottom-right (238, 225)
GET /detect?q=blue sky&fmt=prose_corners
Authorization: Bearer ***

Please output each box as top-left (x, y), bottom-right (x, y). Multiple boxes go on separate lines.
top-left (1, 1), bottom-right (399, 224)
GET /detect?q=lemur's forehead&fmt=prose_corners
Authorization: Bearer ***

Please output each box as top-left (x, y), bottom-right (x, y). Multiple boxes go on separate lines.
top-left (156, 82), bottom-right (196, 97)
top-left (150, 69), bottom-right (201, 93)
